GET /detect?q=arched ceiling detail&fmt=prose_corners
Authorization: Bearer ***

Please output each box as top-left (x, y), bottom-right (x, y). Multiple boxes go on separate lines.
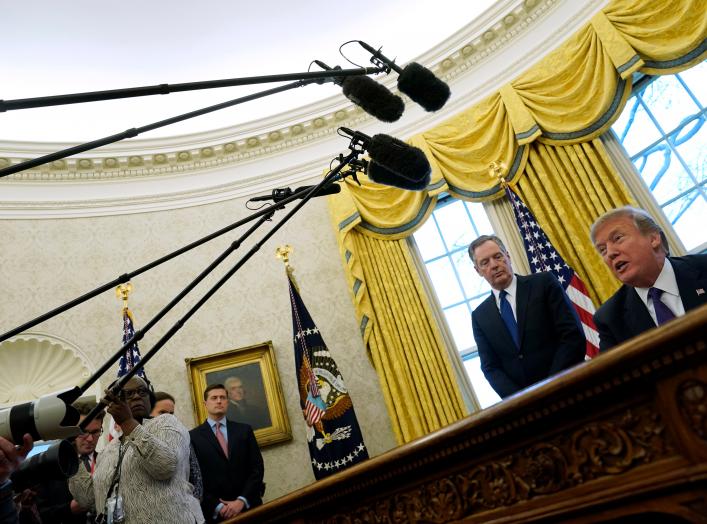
top-left (0, 0), bottom-right (607, 217)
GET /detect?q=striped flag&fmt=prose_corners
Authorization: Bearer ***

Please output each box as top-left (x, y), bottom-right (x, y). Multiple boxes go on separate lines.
top-left (288, 272), bottom-right (369, 480)
top-left (109, 307), bottom-right (146, 440)
top-left (505, 186), bottom-right (600, 358)
top-left (118, 307), bottom-right (146, 379)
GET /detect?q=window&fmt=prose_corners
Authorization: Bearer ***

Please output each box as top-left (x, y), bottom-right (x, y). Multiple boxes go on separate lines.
top-left (611, 61), bottom-right (706, 252)
top-left (412, 196), bottom-right (501, 408)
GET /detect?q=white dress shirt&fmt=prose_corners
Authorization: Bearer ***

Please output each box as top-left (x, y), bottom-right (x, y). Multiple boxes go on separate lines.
top-left (634, 259), bottom-right (686, 325)
top-left (492, 275), bottom-right (518, 320)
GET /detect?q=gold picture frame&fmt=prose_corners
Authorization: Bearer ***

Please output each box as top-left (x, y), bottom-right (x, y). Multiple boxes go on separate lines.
top-left (185, 341), bottom-right (291, 447)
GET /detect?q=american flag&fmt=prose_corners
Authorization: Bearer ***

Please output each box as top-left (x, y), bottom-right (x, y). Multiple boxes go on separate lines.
top-left (288, 272), bottom-right (368, 479)
top-left (505, 186), bottom-right (600, 358)
top-left (118, 307), bottom-right (146, 379)
top-left (109, 307), bottom-right (146, 440)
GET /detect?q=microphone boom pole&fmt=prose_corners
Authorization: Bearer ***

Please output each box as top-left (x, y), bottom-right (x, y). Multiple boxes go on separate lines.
top-left (79, 152), bottom-right (360, 428)
top-left (0, 67), bottom-right (387, 112)
top-left (0, 79), bottom-right (317, 180)
top-left (0, 183), bottom-right (301, 343)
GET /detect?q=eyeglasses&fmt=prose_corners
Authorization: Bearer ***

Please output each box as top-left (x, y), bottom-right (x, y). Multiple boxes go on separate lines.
top-left (118, 387), bottom-right (149, 400)
top-left (78, 429), bottom-right (103, 439)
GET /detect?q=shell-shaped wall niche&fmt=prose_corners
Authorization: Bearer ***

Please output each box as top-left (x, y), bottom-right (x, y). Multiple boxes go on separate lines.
top-left (0, 333), bottom-right (94, 406)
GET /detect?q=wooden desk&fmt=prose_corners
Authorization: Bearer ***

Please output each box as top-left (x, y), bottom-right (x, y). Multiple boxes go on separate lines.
top-left (233, 305), bottom-right (707, 523)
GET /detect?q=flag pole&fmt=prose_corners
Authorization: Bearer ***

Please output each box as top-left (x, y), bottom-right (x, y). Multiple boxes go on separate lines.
top-left (488, 160), bottom-right (508, 189)
top-left (115, 282), bottom-right (132, 311)
top-left (275, 244), bottom-right (298, 290)
top-left (78, 149), bottom-right (361, 429)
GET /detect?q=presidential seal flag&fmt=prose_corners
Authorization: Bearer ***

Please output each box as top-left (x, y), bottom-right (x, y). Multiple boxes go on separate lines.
top-left (287, 272), bottom-right (369, 480)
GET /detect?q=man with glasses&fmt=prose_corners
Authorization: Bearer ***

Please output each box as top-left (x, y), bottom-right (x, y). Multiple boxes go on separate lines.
top-left (32, 401), bottom-right (105, 523)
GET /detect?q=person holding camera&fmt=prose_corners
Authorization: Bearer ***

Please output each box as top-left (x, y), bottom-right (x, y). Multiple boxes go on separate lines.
top-left (68, 376), bottom-right (203, 523)
top-left (0, 434), bottom-right (33, 524)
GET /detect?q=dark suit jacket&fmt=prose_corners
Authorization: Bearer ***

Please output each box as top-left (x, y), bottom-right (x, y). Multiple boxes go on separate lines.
top-left (594, 255), bottom-right (707, 352)
top-left (190, 420), bottom-right (264, 523)
top-left (471, 272), bottom-right (586, 398)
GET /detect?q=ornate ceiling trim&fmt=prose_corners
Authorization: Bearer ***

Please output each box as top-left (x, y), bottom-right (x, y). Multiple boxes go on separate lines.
top-left (0, 0), bottom-right (608, 217)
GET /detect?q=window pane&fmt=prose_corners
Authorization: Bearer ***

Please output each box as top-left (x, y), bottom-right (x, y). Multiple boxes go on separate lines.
top-left (413, 196), bottom-right (497, 408)
top-left (614, 63), bottom-right (706, 253)
top-left (677, 60), bottom-right (706, 107)
top-left (465, 201), bottom-right (494, 235)
top-left (425, 257), bottom-right (464, 307)
top-left (672, 117), bottom-right (705, 184)
top-left (640, 74), bottom-right (699, 135)
top-left (434, 200), bottom-right (476, 251)
top-left (414, 218), bottom-right (447, 261)
top-left (634, 140), bottom-right (693, 204)
top-left (452, 250), bottom-right (490, 299)
top-left (614, 98), bottom-right (662, 155)
top-left (443, 304), bottom-right (474, 352)
top-left (662, 190), bottom-right (707, 252)
top-left (462, 356), bottom-right (501, 408)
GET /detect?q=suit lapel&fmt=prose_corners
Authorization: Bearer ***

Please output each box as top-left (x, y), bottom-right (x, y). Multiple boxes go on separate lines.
top-left (514, 276), bottom-right (530, 349)
top-left (478, 296), bottom-right (516, 352)
top-left (624, 287), bottom-right (656, 336)
top-left (672, 257), bottom-right (707, 311)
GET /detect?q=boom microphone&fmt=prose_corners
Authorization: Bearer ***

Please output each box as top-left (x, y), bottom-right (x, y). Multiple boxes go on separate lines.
top-left (357, 41), bottom-right (451, 112)
top-left (314, 60), bottom-right (404, 123)
top-left (354, 159), bottom-right (430, 191)
top-left (340, 127), bottom-right (431, 190)
top-left (250, 184), bottom-right (341, 202)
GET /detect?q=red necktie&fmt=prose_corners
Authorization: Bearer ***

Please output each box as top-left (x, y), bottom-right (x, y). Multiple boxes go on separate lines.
top-left (215, 422), bottom-right (229, 458)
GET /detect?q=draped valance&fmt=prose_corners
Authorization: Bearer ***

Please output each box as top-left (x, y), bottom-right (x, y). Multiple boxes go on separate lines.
top-left (329, 0), bottom-right (706, 238)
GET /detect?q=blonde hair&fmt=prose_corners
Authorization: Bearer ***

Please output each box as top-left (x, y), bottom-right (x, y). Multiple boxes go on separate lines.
top-left (590, 206), bottom-right (669, 254)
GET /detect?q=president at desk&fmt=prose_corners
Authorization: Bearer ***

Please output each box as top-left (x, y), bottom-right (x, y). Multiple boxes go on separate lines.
top-left (469, 235), bottom-right (586, 399)
top-left (591, 206), bottom-right (707, 351)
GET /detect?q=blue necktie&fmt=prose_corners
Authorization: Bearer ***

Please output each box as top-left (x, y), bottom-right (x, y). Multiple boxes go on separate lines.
top-left (648, 287), bottom-right (676, 325)
top-left (499, 289), bottom-right (520, 348)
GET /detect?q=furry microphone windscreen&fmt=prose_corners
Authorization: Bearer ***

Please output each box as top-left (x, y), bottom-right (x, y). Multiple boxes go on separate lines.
top-left (398, 62), bottom-right (451, 112)
top-left (366, 134), bottom-right (431, 190)
top-left (367, 161), bottom-right (430, 191)
top-left (342, 76), bottom-right (405, 123)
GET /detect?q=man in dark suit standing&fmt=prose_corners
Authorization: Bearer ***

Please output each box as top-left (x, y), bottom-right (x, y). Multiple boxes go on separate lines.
top-left (591, 206), bottom-right (707, 351)
top-left (469, 235), bottom-right (586, 399)
top-left (190, 384), bottom-right (264, 522)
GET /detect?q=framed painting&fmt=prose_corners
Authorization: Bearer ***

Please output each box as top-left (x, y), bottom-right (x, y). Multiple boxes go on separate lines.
top-left (186, 341), bottom-right (291, 447)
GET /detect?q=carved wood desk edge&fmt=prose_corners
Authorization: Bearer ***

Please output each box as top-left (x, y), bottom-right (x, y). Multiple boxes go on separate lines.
top-left (233, 304), bottom-right (707, 523)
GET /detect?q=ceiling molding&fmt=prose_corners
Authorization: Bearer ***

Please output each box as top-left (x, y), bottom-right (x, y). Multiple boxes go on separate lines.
top-left (0, 0), bottom-right (608, 217)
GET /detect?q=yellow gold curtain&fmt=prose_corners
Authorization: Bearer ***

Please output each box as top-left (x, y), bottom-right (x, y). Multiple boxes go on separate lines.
top-left (328, 217), bottom-right (467, 443)
top-left (327, 0), bottom-right (706, 442)
top-left (515, 139), bottom-right (636, 305)
top-left (333, 0), bottom-right (706, 233)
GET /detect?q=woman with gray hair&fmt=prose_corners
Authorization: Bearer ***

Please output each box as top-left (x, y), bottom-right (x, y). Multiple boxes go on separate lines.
top-left (69, 376), bottom-right (203, 523)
